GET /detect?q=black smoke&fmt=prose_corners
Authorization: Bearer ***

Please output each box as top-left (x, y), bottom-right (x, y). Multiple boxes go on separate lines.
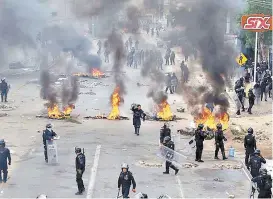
top-left (61, 76), bottom-right (79, 106)
top-left (174, 0), bottom-right (235, 113)
top-left (40, 70), bottom-right (57, 107)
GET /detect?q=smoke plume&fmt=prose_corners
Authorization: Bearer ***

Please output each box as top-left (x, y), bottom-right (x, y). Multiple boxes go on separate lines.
top-left (107, 30), bottom-right (127, 96)
top-left (40, 70), bottom-right (58, 107)
top-left (174, 0), bottom-right (236, 113)
top-left (61, 76), bottom-right (79, 106)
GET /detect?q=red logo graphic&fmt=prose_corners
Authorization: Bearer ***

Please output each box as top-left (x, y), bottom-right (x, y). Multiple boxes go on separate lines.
top-left (241, 15), bottom-right (273, 32)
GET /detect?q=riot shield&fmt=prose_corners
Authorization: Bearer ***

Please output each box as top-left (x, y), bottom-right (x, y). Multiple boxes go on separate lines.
top-left (46, 139), bottom-right (58, 164)
top-left (156, 145), bottom-right (192, 166)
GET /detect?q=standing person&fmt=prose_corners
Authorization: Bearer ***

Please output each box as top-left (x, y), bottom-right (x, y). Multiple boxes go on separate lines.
top-left (128, 37), bottom-right (133, 49)
top-left (164, 52), bottom-right (170, 65)
top-left (135, 40), bottom-right (139, 50)
top-left (97, 40), bottom-right (102, 55)
top-left (160, 123), bottom-right (171, 144)
top-left (75, 147), bottom-right (86, 195)
top-left (248, 88), bottom-right (255, 114)
top-left (171, 73), bottom-right (178, 93)
top-left (244, 127), bottom-right (257, 166)
top-left (248, 149), bottom-right (266, 176)
top-left (131, 104), bottom-right (146, 136)
top-left (260, 78), bottom-right (267, 101)
top-left (42, 124), bottom-right (57, 163)
top-left (0, 78), bottom-right (9, 102)
top-left (118, 163), bottom-right (136, 198)
top-left (252, 168), bottom-right (272, 198)
top-left (104, 48), bottom-right (110, 63)
top-left (162, 136), bottom-right (179, 175)
top-left (253, 81), bottom-right (261, 105)
top-left (170, 51), bottom-right (175, 65)
top-left (165, 74), bottom-right (173, 94)
top-left (214, 123), bottom-right (228, 160)
top-left (195, 124), bottom-right (207, 162)
top-left (125, 40), bottom-right (129, 52)
top-left (0, 139), bottom-right (11, 183)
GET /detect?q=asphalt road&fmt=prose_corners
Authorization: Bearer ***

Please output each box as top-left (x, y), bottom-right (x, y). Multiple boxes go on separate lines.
top-left (0, 35), bottom-right (251, 198)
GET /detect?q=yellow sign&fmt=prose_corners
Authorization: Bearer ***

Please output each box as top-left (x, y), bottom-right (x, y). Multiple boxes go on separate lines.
top-left (236, 53), bottom-right (248, 66)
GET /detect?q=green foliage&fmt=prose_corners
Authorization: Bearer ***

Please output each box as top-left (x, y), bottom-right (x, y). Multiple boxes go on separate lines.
top-left (237, 0), bottom-right (272, 47)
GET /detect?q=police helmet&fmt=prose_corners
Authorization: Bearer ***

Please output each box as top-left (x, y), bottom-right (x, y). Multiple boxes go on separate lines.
top-left (163, 122), bottom-right (169, 128)
top-left (197, 124), bottom-right (204, 129)
top-left (254, 149), bottom-right (261, 154)
top-left (216, 123), bottom-right (222, 129)
top-left (0, 139), bottom-right (5, 147)
top-left (163, 136), bottom-right (171, 143)
top-left (121, 163), bottom-right (129, 169)
top-left (36, 194), bottom-right (47, 199)
top-left (75, 147), bottom-right (81, 153)
top-left (247, 127), bottom-right (253, 134)
top-left (240, 77), bottom-right (244, 81)
top-left (46, 123), bottom-right (52, 128)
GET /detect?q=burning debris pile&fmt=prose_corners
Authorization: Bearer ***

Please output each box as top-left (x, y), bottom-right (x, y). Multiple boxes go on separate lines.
top-left (84, 87), bottom-right (129, 120)
top-left (73, 68), bottom-right (107, 78)
top-left (38, 70), bottom-right (79, 119)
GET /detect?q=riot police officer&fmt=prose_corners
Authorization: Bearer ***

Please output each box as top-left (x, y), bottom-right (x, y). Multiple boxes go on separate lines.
top-left (160, 122), bottom-right (171, 144)
top-left (75, 147), bottom-right (86, 195)
top-left (162, 136), bottom-right (179, 175)
top-left (118, 163), bottom-right (136, 198)
top-left (214, 123), bottom-right (227, 160)
top-left (195, 124), bottom-right (207, 162)
top-left (244, 127), bottom-right (256, 166)
top-left (0, 139), bottom-right (11, 183)
top-left (42, 124), bottom-right (57, 163)
top-left (131, 104), bottom-right (146, 136)
top-left (252, 168), bottom-right (272, 198)
top-left (248, 149), bottom-right (266, 177)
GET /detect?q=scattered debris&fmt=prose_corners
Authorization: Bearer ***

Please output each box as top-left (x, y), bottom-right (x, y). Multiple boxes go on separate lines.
top-left (213, 178), bottom-right (224, 182)
top-left (136, 160), bottom-right (162, 168)
top-left (177, 108), bottom-right (185, 113)
top-left (79, 91), bottom-right (96, 95)
top-left (231, 126), bottom-right (246, 142)
top-left (27, 79), bottom-right (39, 84)
top-left (145, 114), bottom-right (186, 122)
top-left (136, 82), bottom-right (149, 87)
top-left (0, 104), bottom-right (16, 111)
top-left (256, 131), bottom-right (269, 141)
top-left (177, 128), bottom-right (195, 136)
top-left (0, 113), bottom-right (8, 117)
top-left (181, 163), bottom-right (198, 168)
top-left (212, 163), bottom-right (242, 170)
top-left (83, 115), bottom-right (129, 120)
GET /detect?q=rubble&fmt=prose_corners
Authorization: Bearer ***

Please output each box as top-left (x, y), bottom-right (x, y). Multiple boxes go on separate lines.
top-left (181, 163), bottom-right (198, 168)
top-left (83, 115), bottom-right (129, 120)
top-left (145, 114), bottom-right (185, 122)
top-left (136, 160), bottom-right (162, 168)
top-left (213, 178), bottom-right (224, 182)
top-left (212, 163), bottom-right (242, 170)
top-left (177, 128), bottom-right (195, 136)
top-left (177, 108), bottom-right (185, 113)
top-left (79, 91), bottom-right (96, 95)
top-left (0, 113), bottom-right (8, 117)
top-left (136, 82), bottom-right (149, 87)
top-left (0, 104), bottom-right (16, 110)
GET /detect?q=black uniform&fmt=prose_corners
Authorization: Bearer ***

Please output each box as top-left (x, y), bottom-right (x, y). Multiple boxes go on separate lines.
top-left (131, 107), bottom-right (146, 135)
top-left (248, 90), bottom-right (255, 114)
top-left (244, 133), bottom-right (256, 165)
top-left (118, 171), bottom-right (136, 198)
top-left (248, 155), bottom-right (266, 177)
top-left (0, 147), bottom-right (11, 183)
top-left (0, 80), bottom-right (8, 102)
top-left (76, 152), bottom-right (86, 193)
top-left (195, 129), bottom-right (207, 162)
top-left (252, 174), bottom-right (272, 198)
top-left (160, 126), bottom-right (171, 144)
top-left (163, 140), bottom-right (179, 174)
top-left (42, 129), bottom-right (57, 162)
top-left (214, 130), bottom-right (227, 159)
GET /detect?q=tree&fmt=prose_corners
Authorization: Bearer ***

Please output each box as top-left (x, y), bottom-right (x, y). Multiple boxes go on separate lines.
top-left (238, 0), bottom-right (272, 61)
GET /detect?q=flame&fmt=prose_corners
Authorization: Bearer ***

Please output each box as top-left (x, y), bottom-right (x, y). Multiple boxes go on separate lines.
top-left (63, 104), bottom-right (75, 116)
top-left (92, 68), bottom-right (104, 77)
top-left (47, 104), bottom-right (74, 119)
top-left (194, 107), bottom-right (229, 130)
top-left (157, 100), bottom-right (173, 121)
top-left (48, 104), bottom-right (63, 119)
top-left (107, 87), bottom-right (121, 120)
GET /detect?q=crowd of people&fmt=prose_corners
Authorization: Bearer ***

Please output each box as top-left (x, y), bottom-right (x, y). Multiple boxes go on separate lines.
top-left (234, 61), bottom-right (272, 115)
